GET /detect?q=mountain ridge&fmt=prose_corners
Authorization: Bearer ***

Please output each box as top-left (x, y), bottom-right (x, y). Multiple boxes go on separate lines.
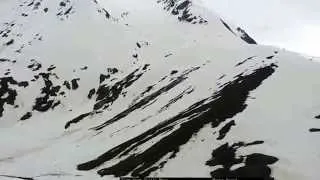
top-left (0, 0), bottom-right (320, 179)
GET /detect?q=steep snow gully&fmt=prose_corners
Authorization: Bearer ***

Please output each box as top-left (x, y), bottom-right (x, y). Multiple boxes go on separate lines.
top-left (1, 0), bottom-right (320, 180)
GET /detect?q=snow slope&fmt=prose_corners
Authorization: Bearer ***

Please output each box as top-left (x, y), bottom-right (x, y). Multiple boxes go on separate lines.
top-left (0, 0), bottom-right (320, 179)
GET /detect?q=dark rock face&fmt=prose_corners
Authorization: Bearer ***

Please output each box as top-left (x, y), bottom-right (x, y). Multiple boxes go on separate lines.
top-left (5, 39), bottom-right (15, 46)
top-left (309, 128), bottom-right (320, 132)
top-left (20, 112), bottom-right (32, 120)
top-left (236, 27), bottom-right (257, 44)
top-left (0, 77), bottom-right (29, 118)
top-left (99, 74), bottom-right (110, 84)
top-left (88, 88), bottom-right (96, 99)
top-left (220, 19), bottom-right (258, 45)
top-left (207, 141), bottom-right (278, 179)
top-left (65, 112), bottom-right (91, 129)
top-left (63, 81), bottom-right (71, 90)
top-left (57, 0), bottom-right (75, 20)
top-left (32, 73), bottom-right (62, 112)
top-left (217, 120), bottom-right (236, 140)
top-left (47, 65), bottom-right (56, 71)
top-left (220, 19), bottom-right (235, 35)
top-left (27, 60), bottom-right (42, 71)
top-left (0, 175), bottom-right (34, 180)
top-left (91, 66), bottom-right (200, 131)
top-left (93, 66), bottom-right (149, 111)
top-left (64, 65), bottom-right (151, 129)
top-left (71, 78), bottom-right (80, 90)
top-left (0, 58), bottom-right (11, 62)
top-left (158, 86), bottom-right (193, 113)
top-left (157, 0), bottom-right (207, 24)
top-left (77, 63), bottom-right (278, 178)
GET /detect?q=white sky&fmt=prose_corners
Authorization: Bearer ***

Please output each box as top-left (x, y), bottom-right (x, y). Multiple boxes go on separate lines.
top-left (201, 0), bottom-right (320, 57)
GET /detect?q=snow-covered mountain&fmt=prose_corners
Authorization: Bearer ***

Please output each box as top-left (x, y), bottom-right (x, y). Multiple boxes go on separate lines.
top-left (1, 0), bottom-right (320, 179)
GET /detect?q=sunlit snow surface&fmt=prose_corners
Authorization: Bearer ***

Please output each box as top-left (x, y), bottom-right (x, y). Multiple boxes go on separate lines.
top-left (0, 0), bottom-right (320, 180)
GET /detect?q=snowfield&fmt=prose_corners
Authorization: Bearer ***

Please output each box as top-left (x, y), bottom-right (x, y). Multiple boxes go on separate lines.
top-left (0, 0), bottom-right (320, 179)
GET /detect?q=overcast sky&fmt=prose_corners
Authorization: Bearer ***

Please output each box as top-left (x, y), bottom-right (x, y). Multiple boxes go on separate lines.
top-left (201, 0), bottom-right (320, 57)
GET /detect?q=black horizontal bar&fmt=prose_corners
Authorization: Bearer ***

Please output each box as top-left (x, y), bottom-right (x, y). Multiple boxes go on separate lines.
top-left (120, 177), bottom-right (266, 180)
